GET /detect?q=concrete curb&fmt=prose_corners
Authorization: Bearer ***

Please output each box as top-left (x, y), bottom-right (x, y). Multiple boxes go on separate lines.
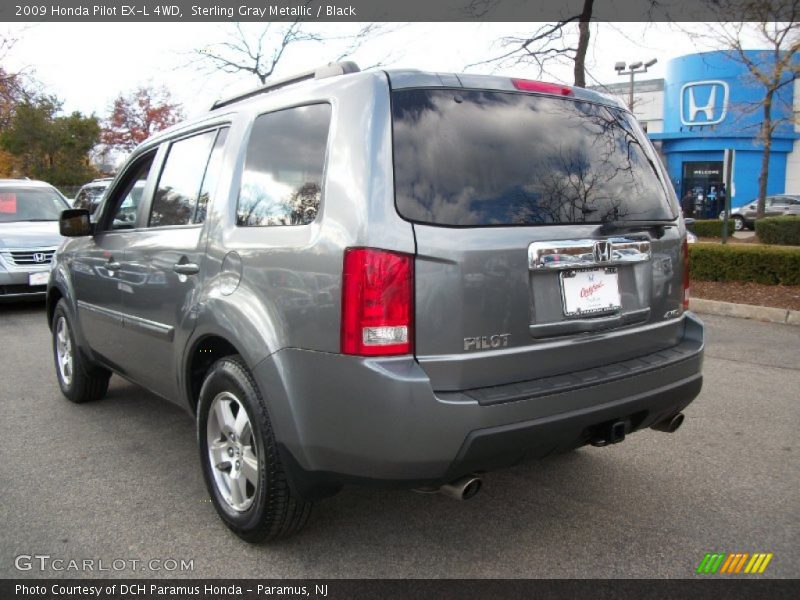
top-left (689, 297), bottom-right (800, 326)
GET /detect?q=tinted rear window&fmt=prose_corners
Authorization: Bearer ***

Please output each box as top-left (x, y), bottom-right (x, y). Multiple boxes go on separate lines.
top-left (392, 89), bottom-right (674, 227)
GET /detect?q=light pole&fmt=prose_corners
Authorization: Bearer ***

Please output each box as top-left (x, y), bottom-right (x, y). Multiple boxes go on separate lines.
top-left (614, 58), bottom-right (657, 112)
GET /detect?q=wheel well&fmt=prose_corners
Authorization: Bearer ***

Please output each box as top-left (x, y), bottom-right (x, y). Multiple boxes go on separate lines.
top-left (187, 336), bottom-right (239, 413)
top-left (46, 287), bottom-right (63, 330)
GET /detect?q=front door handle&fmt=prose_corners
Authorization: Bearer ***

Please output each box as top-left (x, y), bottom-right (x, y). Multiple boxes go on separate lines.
top-left (173, 262), bottom-right (200, 275)
top-left (107, 260), bottom-right (121, 270)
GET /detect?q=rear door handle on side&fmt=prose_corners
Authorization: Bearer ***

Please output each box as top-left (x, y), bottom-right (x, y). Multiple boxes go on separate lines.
top-left (173, 263), bottom-right (200, 275)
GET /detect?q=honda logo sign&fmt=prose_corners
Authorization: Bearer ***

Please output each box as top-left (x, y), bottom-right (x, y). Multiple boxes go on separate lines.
top-left (680, 81), bottom-right (729, 126)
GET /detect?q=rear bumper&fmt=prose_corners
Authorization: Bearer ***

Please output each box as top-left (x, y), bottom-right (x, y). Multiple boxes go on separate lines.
top-left (254, 313), bottom-right (704, 499)
top-left (445, 373), bottom-right (700, 481)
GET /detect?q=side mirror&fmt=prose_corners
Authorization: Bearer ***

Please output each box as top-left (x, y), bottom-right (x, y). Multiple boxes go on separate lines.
top-left (60, 209), bottom-right (92, 237)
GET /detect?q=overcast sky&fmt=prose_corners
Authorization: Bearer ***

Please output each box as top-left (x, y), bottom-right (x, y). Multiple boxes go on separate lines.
top-left (1, 22), bottom-right (760, 119)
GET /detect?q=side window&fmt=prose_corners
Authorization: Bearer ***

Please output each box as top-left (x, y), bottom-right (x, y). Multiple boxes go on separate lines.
top-left (237, 103), bottom-right (331, 227)
top-left (106, 154), bottom-right (155, 231)
top-left (149, 130), bottom-right (217, 227)
top-left (195, 128), bottom-right (229, 224)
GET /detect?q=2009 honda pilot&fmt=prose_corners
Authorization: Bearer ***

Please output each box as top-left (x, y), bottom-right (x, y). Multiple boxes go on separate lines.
top-left (48, 62), bottom-right (704, 542)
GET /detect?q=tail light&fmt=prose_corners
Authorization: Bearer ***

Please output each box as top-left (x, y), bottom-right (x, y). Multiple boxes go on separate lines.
top-left (511, 79), bottom-right (573, 96)
top-left (682, 237), bottom-right (690, 311)
top-left (341, 248), bottom-right (413, 356)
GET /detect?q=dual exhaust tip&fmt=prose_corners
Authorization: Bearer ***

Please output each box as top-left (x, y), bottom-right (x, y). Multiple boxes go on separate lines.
top-left (415, 413), bottom-right (684, 500)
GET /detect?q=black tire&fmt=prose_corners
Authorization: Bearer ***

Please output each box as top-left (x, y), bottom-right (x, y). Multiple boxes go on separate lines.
top-left (197, 355), bottom-right (311, 543)
top-left (733, 216), bottom-right (745, 231)
top-left (52, 300), bottom-right (111, 404)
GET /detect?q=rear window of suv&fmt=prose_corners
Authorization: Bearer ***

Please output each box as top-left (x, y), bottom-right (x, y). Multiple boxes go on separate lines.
top-left (391, 89), bottom-right (675, 227)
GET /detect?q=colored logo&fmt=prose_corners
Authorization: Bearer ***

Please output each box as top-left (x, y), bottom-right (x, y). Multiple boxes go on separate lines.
top-left (680, 81), bottom-right (729, 126)
top-left (696, 552), bottom-right (773, 574)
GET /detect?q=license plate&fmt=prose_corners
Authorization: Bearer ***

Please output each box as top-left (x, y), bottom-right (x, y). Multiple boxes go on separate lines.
top-left (29, 271), bottom-right (49, 286)
top-left (560, 267), bottom-right (621, 317)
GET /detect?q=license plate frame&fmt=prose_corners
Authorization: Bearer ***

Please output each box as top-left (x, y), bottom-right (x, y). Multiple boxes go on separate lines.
top-left (28, 271), bottom-right (50, 286)
top-left (560, 267), bottom-right (621, 317)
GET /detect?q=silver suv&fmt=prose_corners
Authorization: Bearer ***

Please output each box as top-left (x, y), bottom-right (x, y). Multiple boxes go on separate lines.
top-left (48, 63), bottom-right (704, 542)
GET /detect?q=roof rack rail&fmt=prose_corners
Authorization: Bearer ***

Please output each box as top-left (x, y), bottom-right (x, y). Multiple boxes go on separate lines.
top-left (211, 61), bottom-right (361, 110)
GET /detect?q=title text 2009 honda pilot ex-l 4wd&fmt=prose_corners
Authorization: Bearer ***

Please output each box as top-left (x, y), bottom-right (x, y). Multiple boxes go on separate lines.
top-left (48, 62), bottom-right (703, 542)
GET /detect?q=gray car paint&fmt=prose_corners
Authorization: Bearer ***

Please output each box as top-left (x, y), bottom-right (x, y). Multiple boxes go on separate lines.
top-left (49, 69), bottom-right (703, 489)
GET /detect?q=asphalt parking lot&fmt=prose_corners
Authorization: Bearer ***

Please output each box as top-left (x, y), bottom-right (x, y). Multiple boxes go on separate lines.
top-left (0, 303), bottom-right (797, 579)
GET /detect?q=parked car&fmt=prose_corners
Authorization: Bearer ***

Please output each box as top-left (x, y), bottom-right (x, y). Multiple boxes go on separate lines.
top-left (72, 178), bottom-right (114, 215)
top-left (0, 179), bottom-right (70, 300)
top-left (721, 195), bottom-right (800, 231)
top-left (48, 63), bottom-right (704, 542)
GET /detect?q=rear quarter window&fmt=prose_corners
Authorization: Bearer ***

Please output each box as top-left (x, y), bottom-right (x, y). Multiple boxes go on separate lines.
top-left (391, 89), bottom-right (675, 227)
top-left (237, 103), bottom-right (331, 227)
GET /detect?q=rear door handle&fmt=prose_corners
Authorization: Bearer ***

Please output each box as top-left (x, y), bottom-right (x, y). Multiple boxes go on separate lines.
top-left (173, 262), bottom-right (200, 275)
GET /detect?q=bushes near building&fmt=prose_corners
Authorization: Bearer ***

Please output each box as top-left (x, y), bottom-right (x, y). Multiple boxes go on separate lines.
top-left (689, 243), bottom-right (800, 286)
top-left (686, 219), bottom-right (737, 238)
top-left (755, 217), bottom-right (800, 247)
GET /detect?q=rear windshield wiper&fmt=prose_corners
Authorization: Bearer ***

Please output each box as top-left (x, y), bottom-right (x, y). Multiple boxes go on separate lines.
top-left (598, 219), bottom-right (677, 237)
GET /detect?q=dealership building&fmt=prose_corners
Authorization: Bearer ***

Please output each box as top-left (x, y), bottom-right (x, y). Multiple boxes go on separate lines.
top-left (598, 50), bottom-right (799, 214)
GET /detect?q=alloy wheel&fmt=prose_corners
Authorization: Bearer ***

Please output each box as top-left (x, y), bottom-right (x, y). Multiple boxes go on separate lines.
top-left (206, 391), bottom-right (259, 512)
top-left (55, 316), bottom-right (73, 387)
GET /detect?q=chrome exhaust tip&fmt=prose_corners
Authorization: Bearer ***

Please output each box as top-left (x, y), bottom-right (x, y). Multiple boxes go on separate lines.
top-left (437, 475), bottom-right (483, 501)
top-left (651, 412), bottom-right (685, 433)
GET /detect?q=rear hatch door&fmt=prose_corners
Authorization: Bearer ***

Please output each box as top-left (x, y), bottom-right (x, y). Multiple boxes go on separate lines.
top-left (390, 84), bottom-right (686, 392)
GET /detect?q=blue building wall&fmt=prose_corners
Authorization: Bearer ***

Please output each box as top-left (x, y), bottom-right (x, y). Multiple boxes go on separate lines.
top-left (650, 50), bottom-right (798, 209)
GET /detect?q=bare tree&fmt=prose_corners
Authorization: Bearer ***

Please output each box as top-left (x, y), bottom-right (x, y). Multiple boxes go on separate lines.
top-left (193, 20), bottom-right (394, 86)
top-left (681, 1), bottom-right (799, 218)
top-left (0, 33), bottom-right (37, 130)
top-left (466, 0), bottom-right (595, 87)
top-left (195, 22), bottom-right (323, 85)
